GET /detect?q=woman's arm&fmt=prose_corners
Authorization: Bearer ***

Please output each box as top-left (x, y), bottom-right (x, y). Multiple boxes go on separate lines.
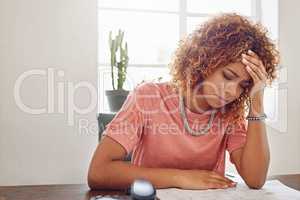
top-left (87, 136), bottom-right (179, 189)
top-left (231, 91), bottom-right (270, 189)
top-left (230, 50), bottom-right (271, 189)
top-left (88, 136), bottom-right (235, 190)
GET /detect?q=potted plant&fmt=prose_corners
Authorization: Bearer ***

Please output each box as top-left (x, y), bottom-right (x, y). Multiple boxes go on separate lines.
top-left (105, 29), bottom-right (130, 112)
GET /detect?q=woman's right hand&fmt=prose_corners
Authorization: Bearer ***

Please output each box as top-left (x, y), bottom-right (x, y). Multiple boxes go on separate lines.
top-left (174, 170), bottom-right (237, 190)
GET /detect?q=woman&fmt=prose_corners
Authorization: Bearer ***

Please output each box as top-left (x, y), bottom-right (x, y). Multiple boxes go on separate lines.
top-left (88, 13), bottom-right (279, 190)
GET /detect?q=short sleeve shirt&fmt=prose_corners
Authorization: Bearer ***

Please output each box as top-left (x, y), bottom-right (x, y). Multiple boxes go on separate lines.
top-left (102, 82), bottom-right (247, 175)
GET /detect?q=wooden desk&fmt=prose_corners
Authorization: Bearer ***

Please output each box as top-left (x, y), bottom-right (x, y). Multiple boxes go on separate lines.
top-left (0, 174), bottom-right (299, 200)
top-left (0, 184), bottom-right (123, 200)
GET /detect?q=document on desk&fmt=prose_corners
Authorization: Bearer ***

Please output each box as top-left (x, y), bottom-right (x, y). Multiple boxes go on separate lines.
top-left (156, 180), bottom-right (300, 200)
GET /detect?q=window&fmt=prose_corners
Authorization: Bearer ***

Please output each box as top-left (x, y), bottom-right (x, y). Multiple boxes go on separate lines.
top-left (260, 0), bottom-right (287, 133)
top-left (98, 0), bottom-right (262, 112)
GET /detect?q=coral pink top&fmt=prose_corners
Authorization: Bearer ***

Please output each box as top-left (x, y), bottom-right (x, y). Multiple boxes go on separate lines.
top-left (102, 82), bottom-right (247, 175)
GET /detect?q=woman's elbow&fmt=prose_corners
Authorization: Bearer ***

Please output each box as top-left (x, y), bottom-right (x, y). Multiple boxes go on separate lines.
top-left (87, 168), bottom-right (106, 190)
top-left (87, 175), bottom-right (97, 190)
top-left (87, 173), bottom-right (98, 190)
top-left (241, 168), bottom-right (268, 189)
top-left (245, 179), bottom-right (266, 189)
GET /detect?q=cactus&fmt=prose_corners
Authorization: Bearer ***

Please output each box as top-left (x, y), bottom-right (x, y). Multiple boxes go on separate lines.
top-left (109, 29), bottom-right (129, 90)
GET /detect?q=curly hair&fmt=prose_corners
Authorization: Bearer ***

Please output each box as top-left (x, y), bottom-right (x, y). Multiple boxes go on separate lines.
top-left (168, 13), bottom-right (280, 123)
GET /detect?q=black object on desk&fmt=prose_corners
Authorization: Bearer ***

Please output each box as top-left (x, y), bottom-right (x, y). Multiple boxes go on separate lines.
top-left (91, 179), bottom-right (158, 200)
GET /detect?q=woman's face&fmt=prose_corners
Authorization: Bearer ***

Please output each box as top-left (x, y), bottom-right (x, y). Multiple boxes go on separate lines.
top-left (198, 62), bottom-right (252, 109)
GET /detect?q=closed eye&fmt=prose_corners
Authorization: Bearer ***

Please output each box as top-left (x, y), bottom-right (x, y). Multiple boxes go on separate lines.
top-left (222, 71), bottom-right (233, 80)
top-left (223, 70), bottom-right (251, 90)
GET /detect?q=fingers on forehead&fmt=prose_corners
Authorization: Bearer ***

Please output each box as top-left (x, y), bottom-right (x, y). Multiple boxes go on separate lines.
top-left (248, 49), bottom-right (258, 58)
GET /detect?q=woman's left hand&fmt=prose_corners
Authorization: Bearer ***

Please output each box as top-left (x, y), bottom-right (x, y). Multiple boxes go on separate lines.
top-left (241, 50), bottom-right (267, 100)
top-left (241, 50), bottom-right (267, 115)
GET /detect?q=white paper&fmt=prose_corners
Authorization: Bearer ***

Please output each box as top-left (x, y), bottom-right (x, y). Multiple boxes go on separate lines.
top-left (156, 180), bottom-right (300, 200)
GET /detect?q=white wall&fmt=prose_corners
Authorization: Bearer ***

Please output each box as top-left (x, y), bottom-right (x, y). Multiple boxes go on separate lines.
top-left (0, 0), bottom-right (299, 186)
top-left (266, 0), bottom-right (300, 175)
top-left (0, 0), bottom-right (98, 185)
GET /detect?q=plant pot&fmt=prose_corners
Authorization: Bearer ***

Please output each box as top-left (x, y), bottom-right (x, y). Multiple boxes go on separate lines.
top-left (105, 90), bottom-right (130, 112)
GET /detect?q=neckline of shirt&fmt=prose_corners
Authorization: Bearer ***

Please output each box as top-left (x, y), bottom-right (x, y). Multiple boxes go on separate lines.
top-left (161, 82), bottom-right (220, 120)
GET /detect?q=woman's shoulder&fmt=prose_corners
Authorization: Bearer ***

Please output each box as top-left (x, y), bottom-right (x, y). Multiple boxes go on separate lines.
top-left (134, 81), bottom-right (177, 96)
top-left (131, 81), bottom-right (178, 110)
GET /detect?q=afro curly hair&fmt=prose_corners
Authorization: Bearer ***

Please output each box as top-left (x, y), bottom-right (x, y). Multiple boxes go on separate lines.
top-left (168, 13), bottom-right (280, 122)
